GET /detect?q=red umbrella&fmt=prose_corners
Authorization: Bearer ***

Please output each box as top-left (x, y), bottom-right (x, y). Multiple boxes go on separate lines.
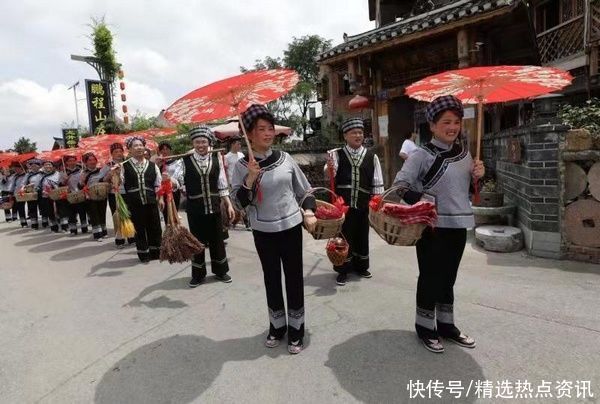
top-left (164, 69), bottom-right (299, 160)
top-left (79, 134), bottom-right (158, 152)
top-left (406, 65), bottom-right (572, 204)
top-left (405, 65), bottom-right (573, 160)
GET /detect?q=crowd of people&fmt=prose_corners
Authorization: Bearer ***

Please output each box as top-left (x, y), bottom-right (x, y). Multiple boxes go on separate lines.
top-left (1, 97), bottom-right (484, 355)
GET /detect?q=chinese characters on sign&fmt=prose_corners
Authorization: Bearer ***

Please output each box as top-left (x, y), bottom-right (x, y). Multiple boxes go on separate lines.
top-left (85, 80), bottom-right (112, 136)
top-left (61, 128), bottom-right (79, 149)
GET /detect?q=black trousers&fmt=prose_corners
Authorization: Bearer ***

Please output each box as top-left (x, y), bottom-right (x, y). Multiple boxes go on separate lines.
top-left (162, 190), bottom-right (181, 225)
top-left (27, 200), bottom-right (39, 229)
top-left (39, 198), bottom-right (58, 231)
top-left (55, 200), bottom-right (70, 231)
top-left (186, 200), bottom-right (229, 279)
top-left (253, 224), bottom-right (305, 342)
top-left (15, 201), bottom-right (27, 226)
top-left (334, 207), bottom-right (370, 274)
top-left (86, 199), bottom-right (107, 239)
top-left (130, 202), bottom-right (162, 261)
top-left (68, 202), bottom-right (88, 234)
top-left (415, 227), bottom-right (467, 339)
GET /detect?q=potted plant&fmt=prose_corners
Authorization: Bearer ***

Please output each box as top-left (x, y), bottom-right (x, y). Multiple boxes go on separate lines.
top-left (474, 179), bottom-right (504, 207)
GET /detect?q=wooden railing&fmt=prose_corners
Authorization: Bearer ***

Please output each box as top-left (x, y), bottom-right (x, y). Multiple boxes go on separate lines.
top-left (537, 15), bottom-right (585, 64)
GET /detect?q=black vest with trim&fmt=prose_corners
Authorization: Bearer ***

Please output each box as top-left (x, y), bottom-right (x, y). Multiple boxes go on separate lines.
top-left (182, 154), bottom-right (221, 214)
top-left (335, 147), bottom-right (376, 209)
top-left (123, 160), bottom-right (157, 205)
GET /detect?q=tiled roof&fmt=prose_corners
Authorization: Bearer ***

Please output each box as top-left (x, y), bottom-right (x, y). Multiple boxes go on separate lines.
top-left (318, 0), bottom-right (519, 62)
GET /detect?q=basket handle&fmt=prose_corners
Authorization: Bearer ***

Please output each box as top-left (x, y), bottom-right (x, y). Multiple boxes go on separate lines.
top-left (376, 185), bottom-right (436, 210)
top-left (299, 186), bottom-right (339, 209)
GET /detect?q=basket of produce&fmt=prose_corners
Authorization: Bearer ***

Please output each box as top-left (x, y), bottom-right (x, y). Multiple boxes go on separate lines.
top-left (49, 186), bottom-right (69, 201)
top-left (368, 187), bottom-right (437, 246)
top-left (325, 234), bottom-right (349, 266)
top-left (88, 182), bottom-right (110, 201)
top-left (300, 187), bottom-right (348, 240)
top-left (67, 190), bottom-right (86, 204)
top-left (0, 196), bottom-right (14, 210)
top-left (15, 187), bottom-right (38, 202)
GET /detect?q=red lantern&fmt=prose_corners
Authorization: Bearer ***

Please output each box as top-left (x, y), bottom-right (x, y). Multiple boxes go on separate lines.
top-left (123, 116), bottom-right (129, 125)
top-left (348, 94), bottom-right (370, 110)
top-left (118, 70), bottom-right (125, 79)
top-left (121, 94), bottom-right (127, 102)
top-left (120, 82), bottom-right (125, 91)
top-left (122, 105), bottom-right (128, 114)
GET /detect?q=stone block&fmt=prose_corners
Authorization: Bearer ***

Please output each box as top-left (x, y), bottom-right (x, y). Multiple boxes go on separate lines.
top-left (475, 226), bottom-right (524, 252)
top-left (565, 128), bottom-right (592, 151)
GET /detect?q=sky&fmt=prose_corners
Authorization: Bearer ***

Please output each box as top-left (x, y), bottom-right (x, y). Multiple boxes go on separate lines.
top-left (0, 1), bottom-right (375, 151)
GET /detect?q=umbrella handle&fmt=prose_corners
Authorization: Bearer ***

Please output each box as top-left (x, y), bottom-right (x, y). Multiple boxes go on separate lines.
top-left (237, 112), bottom-right (255, 162)
top-left (476, 101), bottom-right (483, 161)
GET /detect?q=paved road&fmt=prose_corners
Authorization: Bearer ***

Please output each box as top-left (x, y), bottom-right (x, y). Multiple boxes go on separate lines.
top-left (0, 216), bottom-right (598, 403)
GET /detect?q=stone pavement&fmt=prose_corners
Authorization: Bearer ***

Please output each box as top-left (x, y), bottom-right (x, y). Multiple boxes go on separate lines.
top-left (0, 216), bottom-right (599, 403)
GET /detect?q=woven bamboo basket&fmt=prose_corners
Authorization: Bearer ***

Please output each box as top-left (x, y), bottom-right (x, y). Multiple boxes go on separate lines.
top-left (67, 190), bottom-right (86, 204)
top-left (49, 186), bottom-right (69, 201)
top-left (369, 186), bottom-right (429, 246)
top-left (88, 183), bottom-right (110, 201)
top-left (0, 197), bottom-right (14, 210)
top-left (15, 191), bottom-right (38, 202)
top-left (326, 234), bottom-right (349, 266)
top-left (300, 187), bottom-right (345, 240)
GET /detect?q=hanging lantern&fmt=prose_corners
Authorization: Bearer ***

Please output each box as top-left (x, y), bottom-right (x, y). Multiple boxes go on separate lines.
top-left (120, 82), bottom-right (126, 91)
top-left (123, 116), bottom-right (129, 125)
top-left (118, 70), bottom-right (125, 80)
top-left (348, 94), bottom-right (370, 110)
top-left (122, 105), bottom-right (128, 114)
top-left (121, 94), bottom-right (127, 102)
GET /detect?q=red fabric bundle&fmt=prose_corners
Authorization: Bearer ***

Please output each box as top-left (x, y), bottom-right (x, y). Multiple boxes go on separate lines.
top-left (369, 195), bottom-right (383, 211)
top-left (381, 200), bottom-right (437, 226)
top-left (316, 205), bottom-right (343, 220)
top-left (315, 196), bottom-right (349, 220)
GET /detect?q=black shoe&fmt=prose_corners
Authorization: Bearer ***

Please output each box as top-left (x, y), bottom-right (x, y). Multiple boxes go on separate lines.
top-left (188, 278), bottom-right (204, 288)
top-left (358, 270), bottom-right (372, 278)
top-left (115, 239), bottom-right (125, 248)
top-left (215, 274), bottom-right (232, 283)
top-left (336, 273), bottom-right (347, 286)
top-left (419, 336), bottom-right (444, 353)
top-left (81, 227), bottom-right (89, 234)
top-left (127, 238), bottom-right (136, 245)
top-left (441, 333), bottom-right (476, 348)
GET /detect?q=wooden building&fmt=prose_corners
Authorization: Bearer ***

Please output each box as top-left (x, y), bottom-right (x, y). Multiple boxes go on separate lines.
top-left (317, 0), bottom-right (598, 184)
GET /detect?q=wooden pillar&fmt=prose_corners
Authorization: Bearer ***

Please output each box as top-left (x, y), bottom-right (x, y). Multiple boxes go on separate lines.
top-left (590, 44), bottom-right (599, 76)
top-left (457, 29), bottom-right (470, 68)
top-left (347, 58), bottom-right (357, 94)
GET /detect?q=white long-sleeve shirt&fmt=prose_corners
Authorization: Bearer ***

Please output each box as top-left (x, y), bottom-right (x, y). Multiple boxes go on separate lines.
top-left (325, 145), bottom-right (385, 195)
top-left (178, 151), bottom-right (230, 197)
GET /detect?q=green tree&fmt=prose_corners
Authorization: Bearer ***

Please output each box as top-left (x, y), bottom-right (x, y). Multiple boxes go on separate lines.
top-left (90, 17), bottom-right (119, 83)
top-left (13, 137), bottom-right (37, 154)
top-left (130, 113), bottom-right (158, 132)
top-left (283, 35), bottom-right (331, 138)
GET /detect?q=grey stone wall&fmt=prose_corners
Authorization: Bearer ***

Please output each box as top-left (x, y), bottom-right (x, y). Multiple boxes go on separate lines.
top-left (482, 124), bottom-right (570, 258)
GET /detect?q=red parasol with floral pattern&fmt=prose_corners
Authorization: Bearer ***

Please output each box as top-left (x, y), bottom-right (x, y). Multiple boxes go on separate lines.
top-left (163, 69), bottom-right (299, 161)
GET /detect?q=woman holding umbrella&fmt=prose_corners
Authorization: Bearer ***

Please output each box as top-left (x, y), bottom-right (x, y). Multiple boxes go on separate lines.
top-left (231, 104), bottom-right (317, 355)
top-left (393, 95), bottom-right (484, 353)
